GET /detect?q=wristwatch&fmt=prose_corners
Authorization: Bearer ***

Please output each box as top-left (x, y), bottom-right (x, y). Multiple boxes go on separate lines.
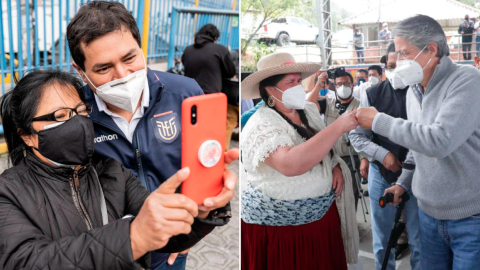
top-left (198, 202), bottom-right (232, 226)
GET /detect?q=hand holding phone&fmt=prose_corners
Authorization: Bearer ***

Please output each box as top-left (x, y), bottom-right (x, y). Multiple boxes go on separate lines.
top-left (181, 93), bottom-right (227, 205)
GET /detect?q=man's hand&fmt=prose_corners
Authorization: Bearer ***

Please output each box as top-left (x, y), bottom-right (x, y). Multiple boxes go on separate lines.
top-left (314, 72), bottom-right (328, 91)
top-left (384, 184), bottom-right (406, 206)
top-left (356, 107), bottom-right (379, 130)
top-left (130, 168), bottom-right (198, 260)
top-left (383, 152), bottom-right (402, 173)
top-left (334, 110), bottom-right (358, 133)
top-left (360, 158), bottom-right (369, 179)
top-left (167, 249), bottom-right (190, 265)
top-left (198, 149), bottom-right (239, 218)
top-left (332, 165), bottom-right (344, 194)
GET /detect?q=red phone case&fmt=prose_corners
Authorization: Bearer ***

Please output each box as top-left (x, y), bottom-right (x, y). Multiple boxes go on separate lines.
top-left (181, 93), bottom-right (227, 205)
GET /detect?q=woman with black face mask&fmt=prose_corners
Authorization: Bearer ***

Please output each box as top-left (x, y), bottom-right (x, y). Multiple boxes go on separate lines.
top-left (0, 70), bottom-right (223, 269)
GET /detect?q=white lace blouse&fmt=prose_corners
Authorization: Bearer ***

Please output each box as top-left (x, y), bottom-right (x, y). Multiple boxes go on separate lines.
top-left (241, 102), bottom-right (336, 200)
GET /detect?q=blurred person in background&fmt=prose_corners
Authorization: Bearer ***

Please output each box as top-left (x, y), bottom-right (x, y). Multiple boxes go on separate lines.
top-left (354, 29), bottom-right (365, 64)
top-left (307, 68), bottom-right (361, 211)
top-left (458, 14), bottom-right (474, 60)
top-left (182, 23), bottom-right (237, 149)
top-left (353, 65), bottom-right (382, 102)
top-left (354, 69), bottom-right (368, 87)
top-left (379, 22), bottom-right (391, 56)
top-left (475, 16), bottom-right (480, 56)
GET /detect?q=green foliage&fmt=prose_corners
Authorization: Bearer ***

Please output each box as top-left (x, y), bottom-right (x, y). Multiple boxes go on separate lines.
top-left (241, 41), bottom-right (277, 72)
top-left (241, 0), bottom-right (297, 53)
top-left (457, 0), bottom-right (476, 8)
top-left (253, 42), bottom-right (277, 63)
top-left (331, 2), bottom-right (352, 32)
top-left (288, 0), bottom-right (316, 26)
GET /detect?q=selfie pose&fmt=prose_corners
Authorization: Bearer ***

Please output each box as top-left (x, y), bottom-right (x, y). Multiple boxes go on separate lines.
top-left (67, 2), bottom-right (238, 269)
top-left (241, 52), bottom-right (359, 270)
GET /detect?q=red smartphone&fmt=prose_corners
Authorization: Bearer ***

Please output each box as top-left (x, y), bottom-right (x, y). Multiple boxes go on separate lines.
top-left (181, 93), bottom-right (227, 205)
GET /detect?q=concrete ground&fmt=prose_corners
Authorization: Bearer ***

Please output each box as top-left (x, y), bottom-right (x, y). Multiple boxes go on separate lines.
top-left (186, 139), bottom-right (239, 270)
top-left (355, 182), bottom-right (412, 270)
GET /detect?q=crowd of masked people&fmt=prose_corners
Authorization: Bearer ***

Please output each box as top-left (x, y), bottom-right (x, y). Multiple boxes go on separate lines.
top-left (241, 14), bottom-right (480, 270)
top-left (0, 1), bottom-right (239, 270)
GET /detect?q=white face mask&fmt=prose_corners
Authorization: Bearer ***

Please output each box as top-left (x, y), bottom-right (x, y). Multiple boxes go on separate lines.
top-left (369, 76), bottom-right (379, 85)
top-left (395, 45), bottom-right (432, 86)
top-left (83, 57), bottom-right (147, 113)
top-left (272, 84), bottom-right (306, 110)
top-left (336, 85), bottom-right (353, 100)
top-left (385, 70), bottom-right (407, 90)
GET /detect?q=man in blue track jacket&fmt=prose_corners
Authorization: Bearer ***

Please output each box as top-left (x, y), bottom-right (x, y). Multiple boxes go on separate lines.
top-left (67, 2), bottom-right (238, 270)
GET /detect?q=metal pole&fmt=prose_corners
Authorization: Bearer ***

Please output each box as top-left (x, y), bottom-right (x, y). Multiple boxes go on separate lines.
top-left (345, 134), bottom-right (369, 222)
top-left (167, 7), bottom-right (179, 69)
top-left (324, 0), bottom-right (332, 66)
top-left (316, 0), bottom-right (326, 69)
top-left (141, 0), bottom-right (151, 58)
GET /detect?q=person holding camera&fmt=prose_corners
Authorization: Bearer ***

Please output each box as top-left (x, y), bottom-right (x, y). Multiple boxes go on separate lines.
top-left (356, 15), bottom-right (480, 269)
top-left (307, 67), bottom-right (361, 211)
top-left (349, 43), bottom-right (421, 270)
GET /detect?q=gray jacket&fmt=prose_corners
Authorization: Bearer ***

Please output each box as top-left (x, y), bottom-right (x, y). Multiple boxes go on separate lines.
top-left (372, 56), bottom-right (480, 220)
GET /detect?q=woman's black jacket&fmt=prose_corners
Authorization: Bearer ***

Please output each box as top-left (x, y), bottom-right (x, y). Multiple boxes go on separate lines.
top-left (0, 152), bottom-right (215, 269)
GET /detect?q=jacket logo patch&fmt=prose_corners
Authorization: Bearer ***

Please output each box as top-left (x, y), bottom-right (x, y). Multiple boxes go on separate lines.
top-left (151, 112), bottom-right (180, 144)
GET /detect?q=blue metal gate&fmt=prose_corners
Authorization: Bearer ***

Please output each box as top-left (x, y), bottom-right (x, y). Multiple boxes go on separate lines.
top-left (166, 6), bottom-right (239, 68)
top-left (0, 0), bottom-right (238, 94)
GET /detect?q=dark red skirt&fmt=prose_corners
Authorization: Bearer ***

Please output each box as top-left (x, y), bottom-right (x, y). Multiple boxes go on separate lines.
top-left (241, 201), bottom-right (347, 270)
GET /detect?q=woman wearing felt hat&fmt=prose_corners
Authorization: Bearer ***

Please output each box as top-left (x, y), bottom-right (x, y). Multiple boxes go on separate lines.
top-left (241, 52), bottom-right (359, 269)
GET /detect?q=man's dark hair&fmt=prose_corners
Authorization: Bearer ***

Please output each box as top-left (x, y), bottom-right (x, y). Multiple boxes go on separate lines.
top-left (345, 72), bottom-right (354, 83)
top-left (67, 1), bottom-right (141, 71)
top-left (357, 69), bottom-right (368, 77)
top-left (368, 65), bottom-right (382, 76)
top-left (334, 72), bottom-right (354, 84)
top-left (195, 24), bottom-right (220, 41)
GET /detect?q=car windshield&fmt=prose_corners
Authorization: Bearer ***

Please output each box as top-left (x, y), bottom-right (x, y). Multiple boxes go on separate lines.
top-left (272, 18), bottom-right (286, 23)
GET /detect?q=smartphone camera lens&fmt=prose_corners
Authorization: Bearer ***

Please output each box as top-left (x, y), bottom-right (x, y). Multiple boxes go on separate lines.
top-left (191, 105), bottom-right (197, 125)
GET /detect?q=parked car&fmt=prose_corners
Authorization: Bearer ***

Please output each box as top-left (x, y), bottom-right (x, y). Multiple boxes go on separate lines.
top-left (254, 16), bottom-right (318, 46)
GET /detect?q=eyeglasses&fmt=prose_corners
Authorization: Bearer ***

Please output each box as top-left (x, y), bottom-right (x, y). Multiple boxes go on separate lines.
top-left (335, 82), bottom-right (351, 88)
top-left (32, 103), bottom-right (93, 122)
top-left (395, 47), bottom-right (417, 60)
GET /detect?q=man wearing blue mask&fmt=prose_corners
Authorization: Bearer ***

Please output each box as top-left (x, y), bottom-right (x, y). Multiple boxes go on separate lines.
top-left (353, 65), bottom-right (382, 102)
top-left (356, 15), bottom-right (480, 270)
top-left (349, 42), bottom-right (420, 270)
top-left (355, 69), bottom-right (368, 87)
top-left (67, 2), bottom-right (238, 270)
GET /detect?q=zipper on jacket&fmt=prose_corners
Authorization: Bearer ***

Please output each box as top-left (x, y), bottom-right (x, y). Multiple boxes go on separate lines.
top-left (135, 133), bottom-right (150, 191)
top-left (69, 166), bottom-right (94, 230)
top-left (135, 145), bottom-right (150, 191)
top-left (412, 85), bottom-right (423, 109)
